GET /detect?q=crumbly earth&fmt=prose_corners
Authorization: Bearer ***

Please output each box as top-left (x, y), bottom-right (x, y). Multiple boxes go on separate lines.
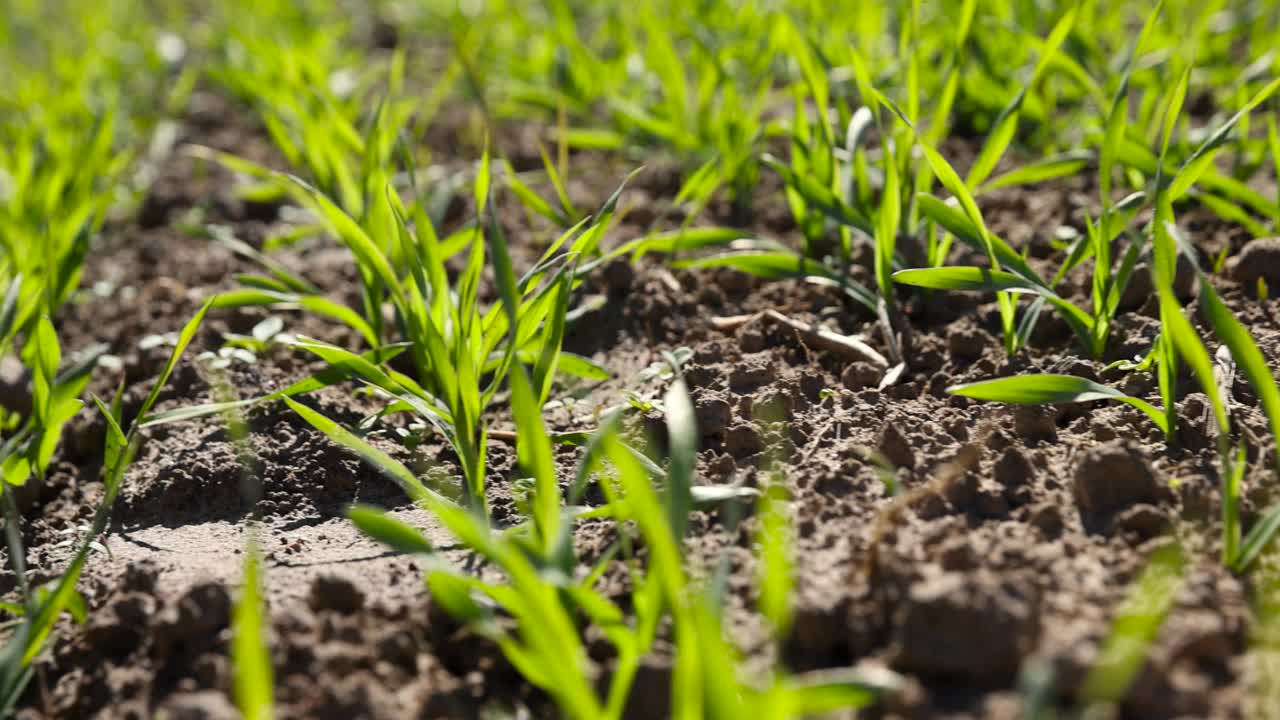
top-left (6, 88), bottom-right (1280, 720)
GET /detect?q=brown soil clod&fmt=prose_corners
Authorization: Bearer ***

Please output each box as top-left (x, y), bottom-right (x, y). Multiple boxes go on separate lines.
top-left (1071, 441), bottom-right (1169, 533)
top-left (1228, 236), bottom-right (1280, 291)
top-left (888, 571), bottom-right (1039, 681)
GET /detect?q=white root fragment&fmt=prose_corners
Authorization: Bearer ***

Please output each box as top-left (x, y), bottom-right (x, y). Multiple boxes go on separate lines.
top-left (761, 310), bottom-right (889, 368)
top-left (656, 269), bottom-right (683, 294)
top-left (709, 313), bottom-right (761, 331)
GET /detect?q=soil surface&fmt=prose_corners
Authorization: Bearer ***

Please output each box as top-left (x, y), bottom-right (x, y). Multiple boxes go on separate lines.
top-left (7, 86), bottom-right (1280, 720)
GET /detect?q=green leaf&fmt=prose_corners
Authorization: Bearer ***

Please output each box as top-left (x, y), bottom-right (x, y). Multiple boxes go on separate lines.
top-left (893, 266), bottom-right (1040, 293)
top-left (231, 541), bottom-right (273, 720)
top-left (948, 374), bottom-right (1168, 434)
top-left (674, 251), bottom-right (829, 281)
top-left (780, 667), bottom-right (900, 714)
top-left (348, 505), bottom-right (434, 554)
top-left (1159, 291), bottom-right (1228, 437)
top-left (757, 481), bottom-right (792, 640)
top-left (1236, 503), bottom-right (1280, 573)
top-left (0, 274), bottom-right (22, 346)
top-left (213, 291), bottom-right (377, 348)
top-left (915, 194), bottom-right (1044, 285)
top-left (532, 273), bottom-right (571, 405)
top-left (283, 397), bottom-right (453, 508)
top-left (893, 267), bottom-right (1092, 346)
top-left (1176, 77), bottom-right (1280, 185)
top-left (613, 227), bottom-right (745, 259)
top-left (763, 155), bottom-right (873, 234)
top-left (278, 173), bottom-right (402, 298)
top-left (509, 364), bottom-right (560, 559)
top-left (554, 352), bottom-right (610, 381)
top-left (979, 151), bottom-right (1090, 194)
top-left (664, 379), bottom-right (696, 544)
top-left (1079, 543), bottom-right (1184, 703)
top-left (1199, 282), bottom-right (1280, 471)
top-left (137, 299), bottom-right (213, 425)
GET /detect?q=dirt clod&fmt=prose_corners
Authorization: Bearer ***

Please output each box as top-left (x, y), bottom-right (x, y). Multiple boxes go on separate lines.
top-left (1072, 441), bottom-right (1166, 532)
top-left (877, 422), bottom-right (916, 470)
top-left (694, 394), bottom-right (733, 437)
top-left (1012, 405), bottom-right (1057, 443)
top-left (310, 574), bottom-right (366, 615)
top-left (841, 361), bottom-right (882, 390)
top-left (946, 323), bottom-right (987, 362)
top-left (890, 571), bottom-right (1038, 680)
top-left (1229, 236), bottom-right (1280, 290)
top-left (155, 690), bottom-right (239, 720)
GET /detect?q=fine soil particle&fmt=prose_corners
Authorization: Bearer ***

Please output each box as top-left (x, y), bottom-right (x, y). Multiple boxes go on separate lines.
top-left (9, 85), bottom-right (1280, 720)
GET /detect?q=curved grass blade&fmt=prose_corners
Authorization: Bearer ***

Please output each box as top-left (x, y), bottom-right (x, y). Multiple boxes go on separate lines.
top-left (915, 194), bottom-right (1043, 286)
top-left (1236, 503), bottom-right (1280, 573)
top-left (948, 374), bottom-right (1168, 434)
top-left (283, 397), bottom-right (453, 507)
top-left (213, 290), bottom-right (377, 348)
top-left (348, 504), bottom-right (434, 554)
top-left (1199, 282), bottom-right (1280, 470)
top-left (893, 267), bottom-right (1092, 346)
top-left (978, 151), bottom-right (1091, 194)
top-left (137, 298), bottom-right (214, 423)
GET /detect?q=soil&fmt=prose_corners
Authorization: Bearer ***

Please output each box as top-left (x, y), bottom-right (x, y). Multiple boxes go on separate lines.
top-left (7, 82), bottom-right (1280, 720)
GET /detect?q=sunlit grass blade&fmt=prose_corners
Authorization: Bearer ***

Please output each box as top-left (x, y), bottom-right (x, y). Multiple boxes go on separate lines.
top-left (914, 194), bottom-right (1044, 285)
top-left (347, 504), bottom-right (434, 555)
top-left (136, 298), bottom-right (214, 424)
top-left (1199, 282), bottom-right (1280, 469)
top-left (1079, 543), bottom-right (1184, 704)
top-left (212, 291), bottom-right (378, 348)
top-left (663, 379), bottom-right (696, 544)
top-left (978, 151), bottom-right (1090, 194)
top-left (948, 374), bottom-right (1168, 434)
top-left (231, 541), bottom-right (273, 720)
top-left (283, 397), bottom-right (454, 507)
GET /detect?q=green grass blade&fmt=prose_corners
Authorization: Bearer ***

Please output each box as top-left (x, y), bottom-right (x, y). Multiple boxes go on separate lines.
top-left (664, 379), bottom-right (696, 545)
top-left (283, 397), bottom-right (453, 507)
top-left (348, 504), bottom-right (433, 554)
top-left (1079, 543), bottom-right (1184, 704)
top-left (509, 364), bottom-right (560, 559)
top-left (948, 374), bottom-right (1168, 433)
top-left (978, 151), bottom-right (1090, 194)
top-left (137, 298), bottom-right (213, 424)
top-left (1199, 282), bottom-right (1280, 470)
top-left (231, 541), bottom-right (273, 720)
top-left (1236, 503), bottom-right (1280, 573)
top-left (893, 266), bottom-right (1037, 292)
top-left (1159, 292), bottom-right (1228, 437)
top-left (915, 194), bottom-right (1044, 285)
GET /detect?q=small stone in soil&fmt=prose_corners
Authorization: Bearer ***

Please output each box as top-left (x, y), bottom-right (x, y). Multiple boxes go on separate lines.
top-left (993, 447), bottom-right (1035, 488)
top-left (1112, 503), bottom-right (1170, 540)
top-left (728, 354), bottom-right (776, 391)
top-left (724, 424), bottom-right (763, 458)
